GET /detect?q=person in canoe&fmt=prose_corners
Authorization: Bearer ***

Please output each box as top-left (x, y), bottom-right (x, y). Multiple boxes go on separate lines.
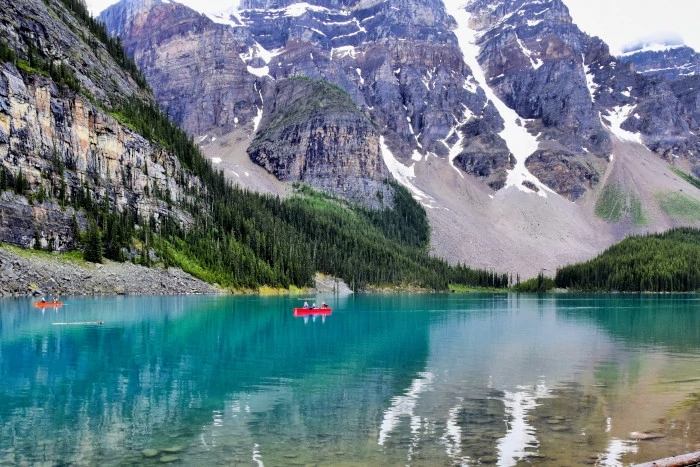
top-left (311, 303), bottom-right (317, 309)
top-left (303, 301), bottom-right (309, 309)
top-left (321, 302), bottom-right (327, 309)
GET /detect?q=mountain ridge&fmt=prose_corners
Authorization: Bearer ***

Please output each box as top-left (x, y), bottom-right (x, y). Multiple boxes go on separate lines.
top-left (98, 0), bottom-right (700, 276)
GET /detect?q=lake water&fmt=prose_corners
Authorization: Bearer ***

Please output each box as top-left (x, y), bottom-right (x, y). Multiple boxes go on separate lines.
top-left (0, 294), bottom-right (699, 466)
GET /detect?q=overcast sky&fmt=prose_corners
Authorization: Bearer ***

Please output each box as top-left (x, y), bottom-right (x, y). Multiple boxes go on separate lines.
top-left (87, 0), bottom-right (700, 55)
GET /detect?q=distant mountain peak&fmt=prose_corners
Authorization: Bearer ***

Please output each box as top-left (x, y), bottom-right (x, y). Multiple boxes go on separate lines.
top-left (618, 41), bottom-right (700, 80)
top-left (620, 40), bottom-right (688, 57)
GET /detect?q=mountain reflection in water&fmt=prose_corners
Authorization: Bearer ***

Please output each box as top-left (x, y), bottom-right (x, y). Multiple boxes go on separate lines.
top-left (0, 293), bottom-right (698, 466)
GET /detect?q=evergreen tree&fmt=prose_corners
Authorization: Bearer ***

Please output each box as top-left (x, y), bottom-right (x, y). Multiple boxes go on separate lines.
top-left (13, 168), bottom-right (27, 195)
top-left (83, 221), bottom-right (103, 263)
top-left (33, 231), bottom-right (42, 251)
top-left (0, 165), bottom-right (7, 191)
top-left (555, 228), bottom-right (700, 292)
top-left (71, 215), bottom-right (81, 246)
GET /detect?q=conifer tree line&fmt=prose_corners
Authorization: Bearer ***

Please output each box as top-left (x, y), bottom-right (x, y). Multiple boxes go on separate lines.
top-left (555, 228), bottom-right (700, 292)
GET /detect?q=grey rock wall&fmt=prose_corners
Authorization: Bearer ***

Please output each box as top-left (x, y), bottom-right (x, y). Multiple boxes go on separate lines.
top-left (0, 63), bottom-right (195, 250)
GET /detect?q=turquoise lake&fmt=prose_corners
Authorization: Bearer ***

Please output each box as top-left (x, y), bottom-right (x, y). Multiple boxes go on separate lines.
top-left (0, 294), bottom-right (699, 466)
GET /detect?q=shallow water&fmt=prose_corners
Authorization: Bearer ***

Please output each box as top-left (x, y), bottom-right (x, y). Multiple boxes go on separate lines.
top-left (0, 293), bottom-right (699, 466)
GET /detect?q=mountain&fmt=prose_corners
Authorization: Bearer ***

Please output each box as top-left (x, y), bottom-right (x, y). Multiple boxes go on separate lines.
top-left (6, 0), bottom-right (526, 293)
top-left (619, 43), bottom-right (700, 80)
top-left (99, 0), bottom-right (700, 277)
top-left (619, 43), bottom-right (700, 177)
top-left (247, 77), bottom-right (392, 206)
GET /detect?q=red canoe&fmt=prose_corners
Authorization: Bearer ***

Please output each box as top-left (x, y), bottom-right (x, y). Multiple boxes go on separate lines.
top-left (35, 302), bottom-right (63, 308)
top-left (293, 308), bottom-right (332, 317)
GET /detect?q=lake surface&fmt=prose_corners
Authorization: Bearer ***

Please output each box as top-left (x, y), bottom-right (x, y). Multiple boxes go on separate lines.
top-left (0, 294), bottom-right (699, 466)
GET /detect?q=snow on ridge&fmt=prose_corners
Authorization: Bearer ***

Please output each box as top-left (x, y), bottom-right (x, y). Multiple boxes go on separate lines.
top-left (241, 2), bottom-right (335, 18)
top-left (207, 0), bottom-right (244, 26)
top-left (619, 43), bottom-right (685, 57)
top-left (444, 0), bottom-right (552, 197)
top-left (206, 12), bottom-right (242, 28)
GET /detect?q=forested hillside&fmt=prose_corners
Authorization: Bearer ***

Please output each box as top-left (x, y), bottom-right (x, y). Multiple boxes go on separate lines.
top-left (0, 0), bottom-right (508, 292)
top-left (555, 228), bottom-right (700, 292)
top-left (86, 98), bottom-right (508, 291)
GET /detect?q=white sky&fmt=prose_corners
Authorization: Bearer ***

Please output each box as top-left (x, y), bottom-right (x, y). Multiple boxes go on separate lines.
top-left (87, 0), bottom-right (700, 55)
top-left (563, 0), bottom-right (700, 54)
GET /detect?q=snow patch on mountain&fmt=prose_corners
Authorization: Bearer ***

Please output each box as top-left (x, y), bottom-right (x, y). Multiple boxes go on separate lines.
top-left (331, 45), bottom-right (356, 60)
top-left (515, 34), bottom-right (543, 69)
top-left (253, 84), bottom-right (264, 132)
top-left (207, 12), bottom-right (241, 27)
top-left (247, 65), bottom-right (269, 77)
top-left (356, 68), bottom-right (364, 85)
top-left (444, 0), bottom-right (551, 197)
top-left (380, 137), bottom-right (433, 204)
top-left (242, 2), bottom-right (334, 18)
top-left (583, 55), bottom-right (598, 103)
top-left (446, 134), bottom-right (465, 178)
top-left (240, 42), bottom-right (278, 64)
top-left (601, 106), bottom-right (642, 143)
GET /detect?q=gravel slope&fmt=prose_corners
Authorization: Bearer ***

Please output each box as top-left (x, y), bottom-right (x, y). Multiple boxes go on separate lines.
top-left (0, 246), bottom-right (219, 297)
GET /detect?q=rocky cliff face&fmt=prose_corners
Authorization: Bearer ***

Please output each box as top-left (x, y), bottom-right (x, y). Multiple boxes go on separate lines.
top-left (0, 62), bottom-right (193, 250)
top-left (102, 0), bottom-right (516, 196)
top-left (466, 0), bottom-right (612, 157)
top-left (619, 44), bottom-right (700, 166)
top-left (100, 0), bottom-right (700, 200)
top-left (460, 0), bottom-right (700, 181)
top-left (248, 78), bottom-right (392, 207)
top-left (0, 0), bottom-right (145, 107)
top-left (100, 0), bottom-right (260, 137)
top-left (0, 0), bottom-right (198, 251)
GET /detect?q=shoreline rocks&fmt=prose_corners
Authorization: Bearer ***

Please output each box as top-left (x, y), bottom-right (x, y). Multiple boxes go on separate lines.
top-left (0, 246), bottom-right (219, 297)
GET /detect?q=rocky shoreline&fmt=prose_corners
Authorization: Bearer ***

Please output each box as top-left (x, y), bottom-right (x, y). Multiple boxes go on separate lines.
top-left (0, 245), bottom-right (220, 297)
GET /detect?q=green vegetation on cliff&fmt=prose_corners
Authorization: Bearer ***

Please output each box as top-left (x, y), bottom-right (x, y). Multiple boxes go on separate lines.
top-left (51, 0), bottom-right (148, 89)
top-left (249, 77), bottom-right (370, 151)
top-left (555, 228), bottom-right (700, 292)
